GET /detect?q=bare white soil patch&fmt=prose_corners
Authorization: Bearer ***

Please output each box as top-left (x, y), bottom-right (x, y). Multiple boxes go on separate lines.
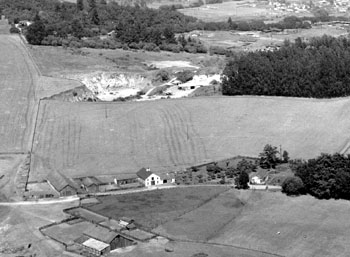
top-left (81, 72), bottom-right (152, 101)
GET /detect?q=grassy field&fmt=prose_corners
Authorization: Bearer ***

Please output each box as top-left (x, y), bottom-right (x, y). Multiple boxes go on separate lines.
top-left (154, 189), bottom-right (245, 241)
top-left (30, 96), bottom-right (350, 180)
top-left (194, 25), bottom-right (348, 51)
top-left (85, 186), bottom-right (228, 229)
top-left (209, 191), bottom-right (350, 257)
top-left (179, 1), bottom-right (273, 22)
top-left (0, 35), bottom-right (38, 153)
top-left (29, 45), bottom-right (224, 79)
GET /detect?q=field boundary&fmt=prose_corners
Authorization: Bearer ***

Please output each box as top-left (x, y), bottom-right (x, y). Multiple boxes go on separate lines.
top-left (171, 239), bottom-right (285, 257)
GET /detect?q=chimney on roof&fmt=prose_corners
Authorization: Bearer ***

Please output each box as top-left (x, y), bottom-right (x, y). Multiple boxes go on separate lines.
top-left (146, 167), bottom-right (150, 172)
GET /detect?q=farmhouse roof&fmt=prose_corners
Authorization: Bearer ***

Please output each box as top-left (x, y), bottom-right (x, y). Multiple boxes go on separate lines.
top-left (84, 225), bottom-right (118, 244)
top-left (136, 168), bottom-right (153, 180)
top-left (47, 171), bottom-right (79, 192)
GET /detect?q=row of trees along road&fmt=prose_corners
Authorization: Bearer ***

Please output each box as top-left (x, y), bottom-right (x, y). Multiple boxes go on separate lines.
top-left (222, 35), bottom-right (350, 98)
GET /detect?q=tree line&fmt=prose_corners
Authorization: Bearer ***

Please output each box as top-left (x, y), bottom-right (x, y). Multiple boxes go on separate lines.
top-left (2, 0), bottom-right (348, 52)
top-left (1, 0), bottom-right (208, 52)
top-left (292, 153), bottom-right (350, 200)
top-left (222, 35), bottom-right (350, 98)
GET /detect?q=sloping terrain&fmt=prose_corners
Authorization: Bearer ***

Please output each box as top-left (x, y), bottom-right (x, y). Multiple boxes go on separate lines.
top-left (30, 96), bottom-right (350, 180)
top-left (0, 35), bottom-right (39, 152)
top-left (210, 191), bottom-right (350, 257)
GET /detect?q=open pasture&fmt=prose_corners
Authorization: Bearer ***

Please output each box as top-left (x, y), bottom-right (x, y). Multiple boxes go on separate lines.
top-left (210, 191), bottom-right (350, 257)
top-left (154, 189), bottom-right (244, 241)
top-left (31, 96), bottom-right (350, 180)
top-left (179, 1), bottom-right (271, 22)
top-left (195, 24), bottom-right (348, 51)
top-left (29, 45), bottom-right (222, 79)
top-left (0, 35), bottom-right (38, 152)
top-left (85, 186), bottom-right (228, 229)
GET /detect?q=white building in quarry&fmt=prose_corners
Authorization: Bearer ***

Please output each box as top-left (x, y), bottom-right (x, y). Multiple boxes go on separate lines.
top-left (136, 168), bottom-right (175, 187)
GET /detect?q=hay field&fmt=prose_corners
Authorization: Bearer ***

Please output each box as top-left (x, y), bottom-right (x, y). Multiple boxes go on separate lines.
top-left (0, 35), bottom-right (38, 152)
top-left (31, 96), bottom-right (350, 180)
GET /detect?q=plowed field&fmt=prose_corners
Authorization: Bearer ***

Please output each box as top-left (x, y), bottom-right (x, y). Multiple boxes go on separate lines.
top-left (30, 96), bottom-right (350, 180)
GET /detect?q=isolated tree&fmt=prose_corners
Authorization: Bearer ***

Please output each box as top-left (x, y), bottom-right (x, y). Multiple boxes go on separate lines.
top-left (235, 171), bottom-right (249, 189)
top-left (282, 150), bottom-right (290, 163)
top-left (259, 144), bottom-right (279, 169)
top-left (282, 176), bottom-right (305, 196)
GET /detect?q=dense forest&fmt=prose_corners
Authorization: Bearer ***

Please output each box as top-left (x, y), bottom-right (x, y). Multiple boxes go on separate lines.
top-left (222, 35), bottom-right (350, 98)
top-left (0, 0), bottom-right (344, 52)
top-left (294, 153), bottom-right (350, 200)
top-left (0, 0), bottom-right (207, 52)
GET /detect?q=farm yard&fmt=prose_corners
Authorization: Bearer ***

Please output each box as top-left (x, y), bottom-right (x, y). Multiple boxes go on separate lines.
top-left (30, 96), bottom-right (350, 181)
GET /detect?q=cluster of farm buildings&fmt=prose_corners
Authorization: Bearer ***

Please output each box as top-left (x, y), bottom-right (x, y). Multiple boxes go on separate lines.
top-left (40, 206), bottom-right (157, 256)
top-left (25, 168), bottom-right (175, 199)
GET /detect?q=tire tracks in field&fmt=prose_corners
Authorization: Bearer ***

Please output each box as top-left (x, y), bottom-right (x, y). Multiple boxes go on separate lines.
top-left (176, 104), bottom-right (209, 164)
top-left (161, 106), bottom-right (183, 166)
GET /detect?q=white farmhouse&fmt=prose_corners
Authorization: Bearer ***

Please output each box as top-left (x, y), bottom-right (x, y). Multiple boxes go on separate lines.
top-left (136, 168), bottom-right (161, 187)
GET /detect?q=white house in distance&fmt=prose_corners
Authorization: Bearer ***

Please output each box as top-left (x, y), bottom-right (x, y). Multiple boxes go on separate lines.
top-left (136, 168), bottom-right (161, 187)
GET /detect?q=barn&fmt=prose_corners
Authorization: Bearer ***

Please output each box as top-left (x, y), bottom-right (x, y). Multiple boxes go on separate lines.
top-left (74, 176), bottom-right (102, 193)
top-left (74, 224), bottom-right (135, 255)
top-left (46, 171), bottom-right (80, 197)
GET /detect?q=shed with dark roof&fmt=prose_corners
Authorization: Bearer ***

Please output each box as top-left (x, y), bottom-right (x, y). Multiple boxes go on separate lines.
top-left (46, 171), bottom-right (79, 196)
